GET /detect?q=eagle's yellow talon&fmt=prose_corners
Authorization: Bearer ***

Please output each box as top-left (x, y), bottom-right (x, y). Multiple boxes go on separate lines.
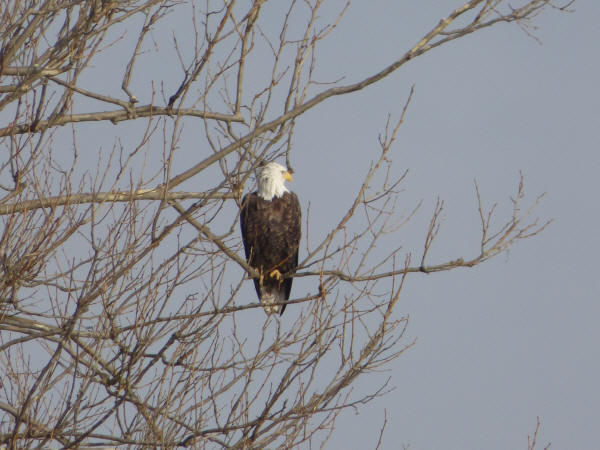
top-left (269, 269), bottom-right (282, 282)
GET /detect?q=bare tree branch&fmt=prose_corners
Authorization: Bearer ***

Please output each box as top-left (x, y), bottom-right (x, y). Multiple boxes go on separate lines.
top-left (0, 1), bottom-right (565, 448)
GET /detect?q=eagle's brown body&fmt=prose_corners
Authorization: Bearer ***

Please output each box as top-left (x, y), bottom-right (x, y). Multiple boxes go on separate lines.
top-left (240, 191), bottom-right (301, 315)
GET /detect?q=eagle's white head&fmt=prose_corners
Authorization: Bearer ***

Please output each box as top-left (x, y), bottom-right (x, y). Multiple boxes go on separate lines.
top-left (257, 162), bottom-right (293, 201)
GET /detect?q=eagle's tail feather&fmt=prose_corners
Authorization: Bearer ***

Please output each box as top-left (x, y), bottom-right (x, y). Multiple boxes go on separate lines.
top-left (260, 286), bottom-right (285, 315)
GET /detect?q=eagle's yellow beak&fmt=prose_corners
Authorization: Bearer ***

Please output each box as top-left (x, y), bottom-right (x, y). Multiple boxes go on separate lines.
top-left (284, 171), bottom-right (293, 182)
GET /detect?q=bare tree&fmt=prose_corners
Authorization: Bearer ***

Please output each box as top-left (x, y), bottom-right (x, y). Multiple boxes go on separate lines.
top-left (0, 1), bottom-right (566, 448)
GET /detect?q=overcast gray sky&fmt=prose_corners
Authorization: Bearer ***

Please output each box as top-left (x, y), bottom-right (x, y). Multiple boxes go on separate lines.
top-left (3, 1), bottom-right (597, 449)
top-left (283, 1), bottom-right (599, 449)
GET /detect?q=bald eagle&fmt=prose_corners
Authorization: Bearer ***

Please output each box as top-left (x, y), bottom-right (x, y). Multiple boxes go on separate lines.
top-left (240, 162), bottom-right (301, 315)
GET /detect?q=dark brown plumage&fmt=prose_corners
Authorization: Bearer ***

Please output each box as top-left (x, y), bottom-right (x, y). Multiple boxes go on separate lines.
top-left (240, 190), bottom-right (301, 315)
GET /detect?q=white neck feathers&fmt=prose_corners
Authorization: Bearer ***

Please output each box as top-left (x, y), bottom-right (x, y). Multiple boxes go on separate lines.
top-left (258, 177), bottom-right (289, 200)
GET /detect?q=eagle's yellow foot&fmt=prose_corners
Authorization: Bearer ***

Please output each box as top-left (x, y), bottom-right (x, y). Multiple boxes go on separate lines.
top-left (269, 269), bottom-right (282, 282)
